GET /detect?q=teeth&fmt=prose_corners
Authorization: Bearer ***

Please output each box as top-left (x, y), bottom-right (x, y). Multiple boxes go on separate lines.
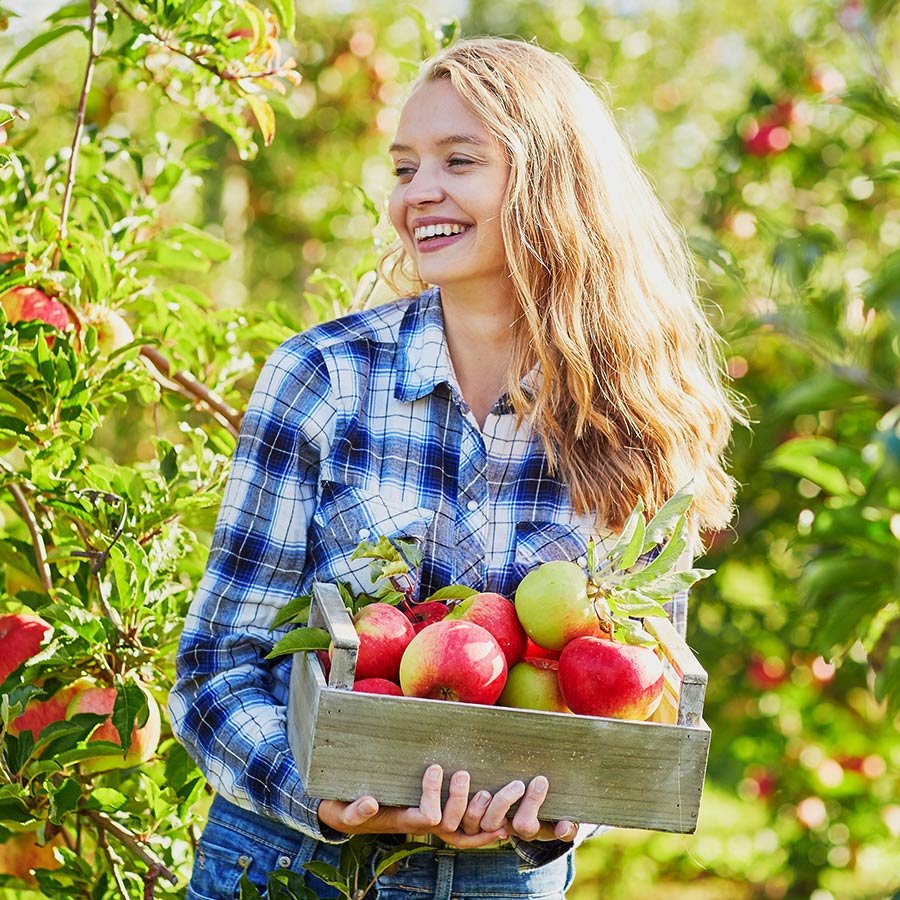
top-left (414, 223), bottom-right (468, 241)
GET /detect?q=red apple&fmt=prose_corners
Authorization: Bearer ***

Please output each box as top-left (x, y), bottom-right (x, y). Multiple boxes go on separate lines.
top-left (0, 829), bottom-right (64, 884)
top-left (1, 286), bottom-right (73, 342)
top-left (523, 637), bottom-right (561, 661)
top-left (558, 636), bottom-right (664, 721)
top-left (446, 592), bottom-right (527, 667)
top-left (66, 683), bottom-right (161, 773)
top-left (0, 613), bottom-right (52, 683)
top-left (344, 602), bottom-right (415, 682)
top-left (399, 619), bottom-right (507, 705)
top-left (403, 600), bottom-right (449, 633)
top-left (498, 658), bottom-right (570, 713)
top-left (9, 682), bottom-right (81, 739)
top-left (352, 677), bottom-right (403, 696)
top-left (316, 648), bottom-right (331, 679)
top-left (742, 120), bottom-right (791, 157)
top-left (514, 561), bottom-right (606, 651)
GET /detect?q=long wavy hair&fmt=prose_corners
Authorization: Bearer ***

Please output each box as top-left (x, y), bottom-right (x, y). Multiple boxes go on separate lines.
top-left (380, 37), bottom-right (745, 537)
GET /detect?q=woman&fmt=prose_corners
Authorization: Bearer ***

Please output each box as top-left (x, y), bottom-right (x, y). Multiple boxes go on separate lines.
top-left (170, 36), bottom-right (742, 899)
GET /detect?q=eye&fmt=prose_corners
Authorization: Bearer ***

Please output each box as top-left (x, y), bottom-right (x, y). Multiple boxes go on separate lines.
top-left (448, 157), bottom-right (473, 169)
top-left (392, 165), bottom-right (416, 182)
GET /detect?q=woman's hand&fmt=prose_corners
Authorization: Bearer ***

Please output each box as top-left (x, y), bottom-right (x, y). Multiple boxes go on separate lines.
top-left (318, 765), bottom-right (578, 847)
top-left (317, 764), bottom-right (508, 848)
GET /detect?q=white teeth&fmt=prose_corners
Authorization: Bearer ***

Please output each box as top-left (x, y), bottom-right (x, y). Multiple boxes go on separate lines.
top-left (414, 223), bottom-right (468, 241)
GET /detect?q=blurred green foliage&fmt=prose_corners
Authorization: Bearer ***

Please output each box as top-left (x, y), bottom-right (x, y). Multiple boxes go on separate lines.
top-left (1, 0), bottom-right (899, 898)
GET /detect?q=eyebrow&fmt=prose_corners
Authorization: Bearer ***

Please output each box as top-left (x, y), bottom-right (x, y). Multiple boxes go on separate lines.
top-left (388, 133), bottom-right (488, 153)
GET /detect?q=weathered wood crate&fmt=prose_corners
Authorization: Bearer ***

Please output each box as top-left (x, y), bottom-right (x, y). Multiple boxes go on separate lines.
top-left (287, 582), bottom-right (710, 833)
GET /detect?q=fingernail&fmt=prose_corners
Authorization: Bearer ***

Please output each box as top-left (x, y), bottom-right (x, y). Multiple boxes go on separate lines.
top-left (359, 799), bottom-right (377, 815)
top-left (452, 771), bottom-right (468, 786)
top-left (533, 775), bottom-right (548, 791)
top-left (426, 764), bottom-right (442, 781)
top-left (474, 791), bottom-right (490, 805)
top-left (498, 829), bottom-right (509, 839)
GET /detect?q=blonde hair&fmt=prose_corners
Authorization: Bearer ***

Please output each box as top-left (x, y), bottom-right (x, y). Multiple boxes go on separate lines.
top-left (381, 37), bottom-right (745, 536)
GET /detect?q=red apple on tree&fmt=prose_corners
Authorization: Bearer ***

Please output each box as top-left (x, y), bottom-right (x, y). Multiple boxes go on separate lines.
top-left (342, 601), bottom-right (415, 682)
top-left (0, 829), bottom-right (64, 884)
top-left (514, 561), bottom-right (607, 651)
top-left (445, 592), bottom-right (527, 667)
top-left (0, 612), bottom-right (52, 683)
top-left (0, 286), bottom-right (73, 343)
top-left (80, 304), bottom-right (134, 356)
top-left (498, 658), bottom-right (570, 713)
top-left (399, 619), bottom-right (508, 704)
top-left (9, 682), bottom-right (82, 739)
top-left (558, 636), bottom-right (664, 721)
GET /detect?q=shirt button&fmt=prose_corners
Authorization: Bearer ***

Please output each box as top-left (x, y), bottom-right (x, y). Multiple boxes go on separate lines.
top-left (357, 527), bottom-right (370, 539)
top-left (277, 855), bottom-right (292, 868)
top-left (238, 855), bottom-right (250, 868)
top-left (577, 556), bottom-right (587, 567)
top-left (466, 500), bottom-right (478, 512)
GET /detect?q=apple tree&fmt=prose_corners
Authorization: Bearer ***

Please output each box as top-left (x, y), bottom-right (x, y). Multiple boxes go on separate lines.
top-left (0, 1), bottom-right (303, 896)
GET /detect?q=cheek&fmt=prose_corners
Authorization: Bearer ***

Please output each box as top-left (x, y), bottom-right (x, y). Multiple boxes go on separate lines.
top-left (388, 190), bottom-right (406, 236)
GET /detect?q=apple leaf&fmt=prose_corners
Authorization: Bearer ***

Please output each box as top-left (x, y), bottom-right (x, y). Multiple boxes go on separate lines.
top-left (612, 620), bottom-right (657, 646)
top-left (641, 485), bottom-right (695, 552)
top-left (111, 679), bottom-right (148, 752)
top-left (265, 626), bottom-right (330, 659)
top-left (48, 777), bottom-right (83, 824)
top-left (373, 844), bottom-right (432, 878)
top-left (239, 874), bottom-right (264, 900)
top-left (300, 860), bottom-right (347, 890)
top-left (271, 593), bottom-right (312, 629)
top-left (603, 498), bottom-right (645, 570)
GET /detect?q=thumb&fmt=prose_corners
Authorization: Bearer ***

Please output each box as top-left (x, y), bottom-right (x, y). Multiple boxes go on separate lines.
top-left (340, 796), bottom-right (380, 828)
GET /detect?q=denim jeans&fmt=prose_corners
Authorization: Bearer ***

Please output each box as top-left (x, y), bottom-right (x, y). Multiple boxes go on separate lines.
top-left (186, 796), bottom-right (575, 900)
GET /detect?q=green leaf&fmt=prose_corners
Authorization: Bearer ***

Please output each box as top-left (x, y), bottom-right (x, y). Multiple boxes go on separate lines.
top-left (112, 679), bottom-right (147, 751)
top-left (239, 873), bottom-right (264, 900)
top-left (300, 860), bottom-right (345, 889)
top-left (265, 627), bottom-right (330, 659)
top-left (642, 487), bottom-right (695, 551)
top-left (766, 438), bottom-right (852, 495)
top-left (373, 844), bottom-right (432, 878)
top-left (271, 594), bottom-right (312, 630)
top-left (45, 1), bottom-right (91, 23)
top-left (48, 777), bottom-right (82, 825)
top-left (602, 498), bottom-right (644, 570)
top-left (3, 24), bottom-right (86, 74)
top-left (83, 787), bottom-right (127, 813)
top-left (243, 92), bottom-right (276, 147)
top-left (266, 0), bottom-right (295, 38)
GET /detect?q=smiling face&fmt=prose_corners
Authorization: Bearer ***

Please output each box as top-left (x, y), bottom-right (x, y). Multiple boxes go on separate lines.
top-left (388, 79), bottom-right (511, 304)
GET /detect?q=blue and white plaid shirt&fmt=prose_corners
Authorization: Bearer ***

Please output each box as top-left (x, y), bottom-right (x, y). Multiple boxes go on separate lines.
top-left (169, 286), bottom-right (687, 867)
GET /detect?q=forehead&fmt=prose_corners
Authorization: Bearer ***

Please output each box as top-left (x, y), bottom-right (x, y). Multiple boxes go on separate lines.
top-left (391, 79), bottom-right (495, 151)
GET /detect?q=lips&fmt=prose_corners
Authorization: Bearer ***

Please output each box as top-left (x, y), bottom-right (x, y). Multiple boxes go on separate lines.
top-left (414, 222), bottom-right (472, 242)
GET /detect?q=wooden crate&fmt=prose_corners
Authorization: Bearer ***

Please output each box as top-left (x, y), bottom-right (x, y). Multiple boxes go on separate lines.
top-left (287, 582), bottom-right (710, 833)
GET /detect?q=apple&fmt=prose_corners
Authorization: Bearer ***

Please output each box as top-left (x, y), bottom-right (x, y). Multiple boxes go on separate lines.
top-left (403, 600), bottom-right (449, 633)
top-left (0, 286), bottom-right (73, 342)
top-left (344, 602), bottom-right (415, 682)
top-left (0, 613), bottom-right (52, 683)
top-left (352, 677), bottom-right (403, 696)
top-left (514, 561), bottom-right (606, 651)
top-left (523, 636), bottom-right (560, 661)
top-left (497, 658), bottom-right (570, 713)
top-left (445, 592), bottom-right (527, 667)
top-left (558, 636), bottom-right (664, 720)
top-left (80, 304), bottom-right (134, 356)
top-left (66, 683), bottom-right (162, 773)
top-left (9, 682), bottom-right (81, 739)
top-left (399, 619), bottom-right (507, 704)
top-left (0, 829), bottom-right (64, 884)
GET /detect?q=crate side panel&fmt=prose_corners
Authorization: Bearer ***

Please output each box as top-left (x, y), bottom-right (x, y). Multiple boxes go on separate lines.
top-left (303, 691), bottom-right (709, 833)
top-left (287, 652), bottom-right (324, 784)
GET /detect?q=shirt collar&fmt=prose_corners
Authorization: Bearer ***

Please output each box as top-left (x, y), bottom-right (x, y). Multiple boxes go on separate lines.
top-left (394, 287), bottom-right (457, 403)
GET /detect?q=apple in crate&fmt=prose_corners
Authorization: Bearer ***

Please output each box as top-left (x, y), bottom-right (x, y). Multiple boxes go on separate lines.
top-left (344, 602), bottom-right (415, 682)
top-left (558, 636), bottom-right (664, 721)
top-left (353, 678), bottom-right (403, 696)
top-left (403, 600), bottom-right (449, 633)
top-left (445, 592), bottom-right (527, 666)
top-left (400, 620), bottom-right (507, 704)
top-left (514, 561), bottom-right (607, 651)
top-left (498, 658), bottom-right (570, 713)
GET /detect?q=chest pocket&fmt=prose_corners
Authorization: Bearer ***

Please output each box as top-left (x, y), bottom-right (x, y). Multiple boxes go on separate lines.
top-left (309, 480), bottom-right (436, 598)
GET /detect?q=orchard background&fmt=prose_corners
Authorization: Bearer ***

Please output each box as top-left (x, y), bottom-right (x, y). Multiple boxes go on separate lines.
top-left (1, 0), bottom-right (899, 898)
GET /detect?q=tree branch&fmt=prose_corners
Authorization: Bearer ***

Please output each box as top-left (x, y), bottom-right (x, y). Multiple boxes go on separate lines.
top-left (54, 0), bottom-right (99, 268)
top-left (7, 482), bottom-right (53, 592)
top-left (84, 809), bottom-right (178, 887)
top-left (139, 346), bottom-right (242, 436)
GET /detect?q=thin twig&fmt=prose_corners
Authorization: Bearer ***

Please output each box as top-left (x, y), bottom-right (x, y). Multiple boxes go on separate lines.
top-left (139, 345), bottom-right (242, 435)
top-left (85, 809), bottom-right (178, 886)
top-left (54, 0), bottom-right (99, 269)
top-left (7, 482), bottom-right (53, 592)
top-left (96, 825), bottom-right (131, 900)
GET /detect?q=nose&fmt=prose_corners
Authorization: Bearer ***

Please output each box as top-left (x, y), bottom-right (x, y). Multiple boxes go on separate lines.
top-left (401, 165), bottom-right (444, 207)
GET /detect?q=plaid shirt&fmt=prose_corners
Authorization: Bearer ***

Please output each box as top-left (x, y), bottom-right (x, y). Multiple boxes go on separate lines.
top-left (169, 286), bottom-right (688, 868)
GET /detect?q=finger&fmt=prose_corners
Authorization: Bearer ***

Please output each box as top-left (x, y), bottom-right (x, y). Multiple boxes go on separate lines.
top-left (554, 820), bottom-right (578, 842)
top-left (441, 826), bottom-right (509, 850)
top-left (439, 770), bottom-right (471, 833)
top-left (415, 764), bottom-right (444, 829)
top-left (335, 796), bottom-right (380, 829)
top-left (480, 780), bottom-right (525, 832)
top-left (511, 775), bottom-right (549, 840)
top-left (460, 790), bottom-right (492, 835)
